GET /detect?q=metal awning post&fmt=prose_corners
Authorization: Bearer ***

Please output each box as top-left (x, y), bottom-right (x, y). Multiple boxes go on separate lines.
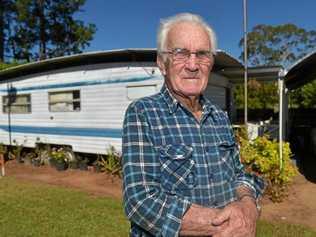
top-left (278, 69), bottom-right (286, 171)
top-left (243, 0), bottom-right (248, 125)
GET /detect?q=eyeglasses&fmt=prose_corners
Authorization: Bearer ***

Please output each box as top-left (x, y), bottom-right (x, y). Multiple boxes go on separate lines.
top-left (160, 48), bottom-right (214, 63)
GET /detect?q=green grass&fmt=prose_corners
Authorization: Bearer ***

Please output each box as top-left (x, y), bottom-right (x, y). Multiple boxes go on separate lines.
top-left (1, 177), bottom-right (316, 237)
top-left (257, 220), bottom-right (316, 237)
top-left (0, 177), bottom-right (129, 237)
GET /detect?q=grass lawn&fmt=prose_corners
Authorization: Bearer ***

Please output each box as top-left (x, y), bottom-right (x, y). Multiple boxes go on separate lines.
top-left (1, 177), bottom-right (316, 237)
top-left (0, 177), bottom-right (129, 237)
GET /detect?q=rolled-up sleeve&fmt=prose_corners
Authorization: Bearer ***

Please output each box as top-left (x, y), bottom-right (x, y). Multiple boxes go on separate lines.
top-left (122, 102), bottom-right (191, 236)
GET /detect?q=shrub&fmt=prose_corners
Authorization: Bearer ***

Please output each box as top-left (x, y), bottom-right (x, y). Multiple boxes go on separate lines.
top-left (238, 134), bottom-right (298, 202)
top-left (0, 143), bottom-right (7, 155)
top-left (94, 146), bottom-right (122, 177)
top-left (50, 148), bottom-right (69, 164)
top-left (49, 148), bottom-right (70, 171)
top-left (9, 140), bottom-right (24, 162)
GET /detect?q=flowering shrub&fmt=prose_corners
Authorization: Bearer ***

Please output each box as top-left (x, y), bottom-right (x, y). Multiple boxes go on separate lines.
top-left (238, 134), bottom-right (298, 202)
top-left (50, 148), bottom-right (69, 164)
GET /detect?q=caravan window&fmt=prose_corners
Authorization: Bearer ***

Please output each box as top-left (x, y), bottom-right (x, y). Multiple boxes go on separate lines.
top-left (2, 94), bottom-right (31, 113)
top-left (49, 90), bottom-right (80, 112)
top-left (127, 85), bottom-right (157, 100)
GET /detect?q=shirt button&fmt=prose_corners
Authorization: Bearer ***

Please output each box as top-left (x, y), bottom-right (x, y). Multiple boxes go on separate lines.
top-left (190, 160), bottom-right (195, 165)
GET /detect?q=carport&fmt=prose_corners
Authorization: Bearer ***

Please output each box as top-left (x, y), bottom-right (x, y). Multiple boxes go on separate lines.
top-left (219, 50), bottom-right (316, 170)
top-left (285, 51), bottom-right (316, 167)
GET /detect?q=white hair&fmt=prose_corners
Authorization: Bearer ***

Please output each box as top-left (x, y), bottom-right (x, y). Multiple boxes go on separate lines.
top-left (157, 13), bottom-right (217, 56)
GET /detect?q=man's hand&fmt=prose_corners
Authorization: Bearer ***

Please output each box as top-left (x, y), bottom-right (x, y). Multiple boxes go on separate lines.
top-left (180, 204), bottom-right (228, 236)
top-left (211, 197), bottom-right (259, 237)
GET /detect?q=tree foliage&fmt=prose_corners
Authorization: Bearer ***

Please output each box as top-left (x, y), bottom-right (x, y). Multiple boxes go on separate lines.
top-left (0, 61), bottom-right (19, 70)
top-left (239, 24), bottom-right (316, 68)
top-left (1, 0), bottom-right (96, 62)
top-left (289, 79), bottom-right (316, 108)
top-left (234, 79), bottom-right (278, 110)
top-left (238, 24), bottom-right (316, 109)
top-left (0, 0), bottom-right (15, 62)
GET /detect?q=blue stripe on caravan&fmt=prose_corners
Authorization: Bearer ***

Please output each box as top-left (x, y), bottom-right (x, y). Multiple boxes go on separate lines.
top-left (0, 125), bottom-right (122, 138)
top-left (1, 75), bottom-right (162, 92)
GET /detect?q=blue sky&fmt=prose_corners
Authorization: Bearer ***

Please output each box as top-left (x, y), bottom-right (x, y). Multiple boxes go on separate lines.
top-left (75, 0), bottom-right (316, 59)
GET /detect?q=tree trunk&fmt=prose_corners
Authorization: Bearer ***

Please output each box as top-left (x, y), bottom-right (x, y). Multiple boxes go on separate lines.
top-left (37, 0), bottom-right (46, 60)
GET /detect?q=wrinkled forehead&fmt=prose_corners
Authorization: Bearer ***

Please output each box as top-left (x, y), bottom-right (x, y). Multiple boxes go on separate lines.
top-left (166, 22), bottom-right (211, 50)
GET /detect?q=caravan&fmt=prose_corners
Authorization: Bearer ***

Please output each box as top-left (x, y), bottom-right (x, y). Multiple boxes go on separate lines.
top-left (0, 49), bottom-right (241, 158)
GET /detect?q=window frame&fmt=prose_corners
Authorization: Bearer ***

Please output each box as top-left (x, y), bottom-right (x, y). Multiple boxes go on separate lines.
top-left (48, 90), bottom-right (81, 112)
top-left (2, 93), bottom-right (32, 114)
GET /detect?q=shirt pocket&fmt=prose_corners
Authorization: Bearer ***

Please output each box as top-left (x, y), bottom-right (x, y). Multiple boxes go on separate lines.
top-left (159, 144), bottom-right (196, 194)
top-left (217, 140), bottom-right (236, 182)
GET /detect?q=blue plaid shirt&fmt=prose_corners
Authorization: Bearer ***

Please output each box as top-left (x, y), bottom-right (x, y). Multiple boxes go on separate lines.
top-left (122, 84), bottom-right (264, 237)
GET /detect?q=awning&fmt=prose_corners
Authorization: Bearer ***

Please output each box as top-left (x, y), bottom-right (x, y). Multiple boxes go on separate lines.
top-left (0, 48), bottom-right (243, 81)
top-left (220, 65), bottom-right (283, 83)
top-left (285, 50), bottom-right (316, 90)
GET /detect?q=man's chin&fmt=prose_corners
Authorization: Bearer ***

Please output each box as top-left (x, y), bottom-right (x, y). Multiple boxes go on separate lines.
top-left (182, 91), bottom-right (202, 97)
top-left (182, 87), bottom-right (204, 96)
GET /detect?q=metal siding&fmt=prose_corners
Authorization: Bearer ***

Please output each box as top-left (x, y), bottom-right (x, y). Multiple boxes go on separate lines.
top-left (0, 63), bottom-right (229, 154)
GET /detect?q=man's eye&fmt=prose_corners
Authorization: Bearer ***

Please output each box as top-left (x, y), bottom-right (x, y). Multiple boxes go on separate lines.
top-left (196, 51), bottom-right (209, 58)
top-left (174, 49), bottom-right (189, 56)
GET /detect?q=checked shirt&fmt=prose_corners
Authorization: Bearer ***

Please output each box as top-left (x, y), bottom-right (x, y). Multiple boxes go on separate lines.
top-left (122, 84), bottom-right (264, 237)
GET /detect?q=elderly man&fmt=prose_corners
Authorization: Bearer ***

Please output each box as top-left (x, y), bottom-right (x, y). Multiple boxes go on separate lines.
top-left (122, 13), bottom-right (264, 237)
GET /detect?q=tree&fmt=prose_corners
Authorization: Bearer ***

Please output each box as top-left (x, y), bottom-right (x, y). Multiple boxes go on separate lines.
top-left (237, 24), bottom-right (316, 109)
top-left (234, 79), bottom-right (278, 110)
top-left (239, 24), bottom-right (316, 68)
top-left (6, 0), bottom-right (96, 61)
top-left (46, 1), bottom-right (96, 58)
top-left (8, 0), bottom-right (35, 62)
top-left (0, 0), bottom-right (15, 62)
top-left (289, 79), bottom-right (316, 108)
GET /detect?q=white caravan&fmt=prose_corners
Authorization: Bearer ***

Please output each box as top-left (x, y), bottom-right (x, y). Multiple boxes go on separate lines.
top-left (0, 49), bottom-right (241, 156)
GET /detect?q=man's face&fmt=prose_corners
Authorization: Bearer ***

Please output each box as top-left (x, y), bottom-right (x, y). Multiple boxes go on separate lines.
top-left (157, 22), bottom-right (214, 97)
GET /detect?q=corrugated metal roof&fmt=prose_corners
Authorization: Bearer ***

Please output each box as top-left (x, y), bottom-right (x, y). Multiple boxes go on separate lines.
top-left (0, 48), bottom-right (242, 81)
top-left (220, 65), bottom-right (283, 84)
top-left (285, 50), bottom-right (316, 90)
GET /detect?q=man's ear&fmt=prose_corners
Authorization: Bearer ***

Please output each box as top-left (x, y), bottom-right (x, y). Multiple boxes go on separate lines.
top-left (157, 55), bottom-right (167, 76)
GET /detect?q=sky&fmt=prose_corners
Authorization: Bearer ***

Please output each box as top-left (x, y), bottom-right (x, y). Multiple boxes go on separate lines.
top-left (75, 0), bottom-right (316, 59)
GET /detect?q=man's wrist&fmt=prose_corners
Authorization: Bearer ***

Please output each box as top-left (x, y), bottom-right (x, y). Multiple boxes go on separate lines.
top-left (238, 194), bottom-right (261, 216)
top-left (238, 193), bottom-right (256, 202)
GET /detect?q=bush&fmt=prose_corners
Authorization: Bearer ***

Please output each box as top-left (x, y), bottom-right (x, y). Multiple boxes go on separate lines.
top-left (9, 140), bottom-right (24, 162)
top-left (94, 146), bottom-right (122, 177)
top-left (238, 133), bottom-right (298, 202)
top-left (49, 148), bottom-right (70, 171)
top-left (0, 143), bottom-right (7, 155)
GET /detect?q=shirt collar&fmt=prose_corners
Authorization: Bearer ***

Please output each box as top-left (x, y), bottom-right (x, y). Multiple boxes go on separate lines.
top-left (160, 84), bottom-right (217, 117)
top-left (200, 94), bottom-right (216, 115)
top-left (161, 84), bottom-right (179, 114)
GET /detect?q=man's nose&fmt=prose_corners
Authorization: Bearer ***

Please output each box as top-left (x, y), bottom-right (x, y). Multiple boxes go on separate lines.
top-left (185, 54), bottom-right (199, 71)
